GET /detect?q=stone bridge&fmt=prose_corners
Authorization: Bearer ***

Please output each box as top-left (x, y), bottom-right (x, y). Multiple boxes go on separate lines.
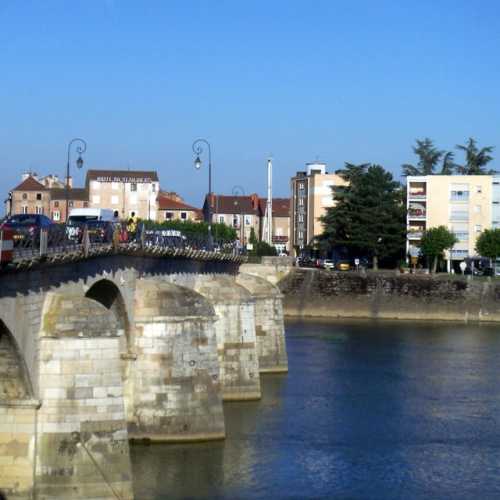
top-left (0, 253), bottom-right (287, 499)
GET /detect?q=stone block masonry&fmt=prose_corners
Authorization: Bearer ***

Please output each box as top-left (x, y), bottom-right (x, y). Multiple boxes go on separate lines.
top-left (35, 293), bottom-right (133, 500)
top-left (128, 279), bottom-right (225, 442)
top-left (181, 274), bottom-right (262, 401)
top-left (236, 273), bottom-right (288, 373)
top-left (279, 269), bottom-right (500, 322)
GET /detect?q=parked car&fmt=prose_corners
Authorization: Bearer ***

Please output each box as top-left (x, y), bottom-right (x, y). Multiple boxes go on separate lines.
top-left (322, 259), bottom-right (335, 270)
top-left (336, 260), bottom-right (351, 271)
top-left (0, 214), bottom-right (54, 244)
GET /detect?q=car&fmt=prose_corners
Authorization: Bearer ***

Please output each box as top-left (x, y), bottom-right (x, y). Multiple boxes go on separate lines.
top-left (1, 214), bottom-right (54, 244)
top-left (336, 260), bottom-right (351, 271)
top-left (322, 259), bottom-right (335, 270)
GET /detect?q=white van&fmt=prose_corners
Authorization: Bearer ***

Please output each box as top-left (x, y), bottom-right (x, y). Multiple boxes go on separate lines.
top-left (68, 208), bottom-right (115, 225)
top-left (67, 208), bottom-right (115, 240)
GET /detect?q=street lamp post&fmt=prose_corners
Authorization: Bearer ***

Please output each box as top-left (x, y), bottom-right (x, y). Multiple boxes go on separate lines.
top-left (232, 185), bottom-right (245, 250)
top-left (192, 138), bottom-right (213, 250)
top-left (66, 138), bottom-right (87, 222)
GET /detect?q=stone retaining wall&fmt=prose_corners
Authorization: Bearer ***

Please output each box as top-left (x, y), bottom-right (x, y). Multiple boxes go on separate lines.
top-left (279, 269), bottom-right (500, 322)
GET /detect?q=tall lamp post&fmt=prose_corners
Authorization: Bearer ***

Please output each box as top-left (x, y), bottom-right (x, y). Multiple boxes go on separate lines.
top-left (66, 138), bottom-right (87, 222)
top-left (192, 138), bottom-right (213, 250)
top-left (232, 185), bottom-right (245, 249)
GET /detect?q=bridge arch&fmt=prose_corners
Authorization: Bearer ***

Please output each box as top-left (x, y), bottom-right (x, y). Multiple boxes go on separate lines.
top-left (0, 319), bottom-right (33, 400)
top-left (85, 279), bottom-right (131, 348)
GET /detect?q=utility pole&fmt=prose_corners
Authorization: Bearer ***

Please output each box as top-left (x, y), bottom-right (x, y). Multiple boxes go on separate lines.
top-left (266, 158), bottom-right (273, 244)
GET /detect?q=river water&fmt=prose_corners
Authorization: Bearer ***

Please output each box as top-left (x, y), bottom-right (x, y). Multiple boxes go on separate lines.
top-left (131, 319), bottom-right (500, 499)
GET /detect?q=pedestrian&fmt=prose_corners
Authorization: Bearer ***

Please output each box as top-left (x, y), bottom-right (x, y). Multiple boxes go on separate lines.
top-left (127, 212), bottom-right (137, 240)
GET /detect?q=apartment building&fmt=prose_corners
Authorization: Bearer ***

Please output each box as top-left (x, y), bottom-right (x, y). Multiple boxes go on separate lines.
top-left (290, 162), bottom-right (347, 256)
top-left (86, 170), bottom-right (159, 220)
top-left (407, 175), bottom-right (498, 269)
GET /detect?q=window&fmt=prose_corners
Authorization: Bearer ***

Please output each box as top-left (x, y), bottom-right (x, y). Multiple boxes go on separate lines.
top-left (165, 212), bottom-right (173, 220)
top-left (475, 224), bottom-right (482, 233)
top-left (91, 181), bottom-right (100, 190)
top-left (298, 198), bottom-right (304, 206)
top-left (22, 193), bottom-right (27, 200)
top-left (233, 215), bottom-right (240, 228)
top-left (477, 186), bottom-right (482, 194)
top-left (92, 195), bottom-right (101, 204)
top-left (245, 215), bottom-right (252, 225)
top-left (130, 183), bottom-right (137, 192)
top-left (474, 205), bottom-right (481, 213)
top-left (83, 202), bottom-right (89, 208)
top-left (298, 214), bottom-right (304, 222)
top-left (54, 201), bottom-right (59, 208)
top-left (35, 206), bottom-right (43, 214)
top-left (111, 195), bottom-right (119, 205)
top-left (151, 184), bottom-right (156, 192)
top-left (219, 215), bottom-right (224, 223)
top-left (180, 212), bottom-right (187, 220)
top-left (36, 193), bottom-right (42, 201)
top-left (69, 201), bottom-right (74, 208)
top-left (450, 190), bottom-right (469, 201)
top-left (298, 230), bottom-right (304, 239)
top-left (111, 182), bottom-right (119, 190)
top-left (53, 210), bottom-right (60, 221)
top-left (22, 206), bottom-right (28, 214)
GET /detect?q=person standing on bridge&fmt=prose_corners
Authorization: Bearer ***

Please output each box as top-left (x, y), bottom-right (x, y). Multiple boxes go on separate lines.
top-left (127, 212), bottom-right (138, 240)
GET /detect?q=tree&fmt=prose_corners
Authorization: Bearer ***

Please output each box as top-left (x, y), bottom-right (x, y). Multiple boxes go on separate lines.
top-left (420, 226), bottom-right (457, 273)
top-left (321, 163), bottom-right (406, 269)
top-left (455, 137), bottom-right (495, 175)
top-left (476, 229), bottom-right (500, 265)
top-left (402, 138), bottom-right (455, 176)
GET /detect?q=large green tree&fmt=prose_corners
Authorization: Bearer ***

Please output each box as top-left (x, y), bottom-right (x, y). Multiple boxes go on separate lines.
top-left (476, 229), bottom-right (500, 265)
top-left (455, 137), bottom-right (495, 175)
top-left (420, 226), bottom-right (457, 273)
top-left (321, 163), bottom-right (406, 269)
top-left (402, 138), bottom-right (455, 176)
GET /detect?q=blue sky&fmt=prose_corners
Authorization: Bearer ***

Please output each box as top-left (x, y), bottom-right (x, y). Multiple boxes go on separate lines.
top-left (1, 0), bottom-right (500, 205)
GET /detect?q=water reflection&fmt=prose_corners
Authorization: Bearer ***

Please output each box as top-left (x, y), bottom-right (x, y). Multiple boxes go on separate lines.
top-left (131, 319), bottom-right (500, 500)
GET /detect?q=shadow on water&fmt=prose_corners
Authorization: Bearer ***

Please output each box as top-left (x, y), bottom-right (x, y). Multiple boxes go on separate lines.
top-left (131, 319), bottom-right (500, 500)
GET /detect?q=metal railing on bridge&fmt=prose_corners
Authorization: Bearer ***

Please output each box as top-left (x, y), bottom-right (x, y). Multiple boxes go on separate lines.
top-left (0, 223), bottom-right (242, 268)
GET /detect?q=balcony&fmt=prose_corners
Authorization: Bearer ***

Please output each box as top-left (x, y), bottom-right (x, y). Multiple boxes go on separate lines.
top-left (408, 182), bottom-right (427, 200)
top-left (408, 209), bottom-right (426, 220)
top-left (407, 231), bottom-right (423, 240)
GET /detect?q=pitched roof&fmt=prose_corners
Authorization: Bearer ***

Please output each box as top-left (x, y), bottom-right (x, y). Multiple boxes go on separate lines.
top-left (49, 188), bottom-right (89, 201)
top-left (207, 194), bottom-right (261, 215)
top-left (259, 197), bottom-right (291, 217)
top-left (12, 176), bottom-right (47, 192)
top-left (86, 169), bottom-right (159, 182)
top-left (158, 195), bottom-right (199, 211)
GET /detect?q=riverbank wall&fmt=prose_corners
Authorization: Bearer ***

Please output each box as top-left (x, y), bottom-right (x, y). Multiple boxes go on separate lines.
top-left (279, 269), bottom-right (500, 323)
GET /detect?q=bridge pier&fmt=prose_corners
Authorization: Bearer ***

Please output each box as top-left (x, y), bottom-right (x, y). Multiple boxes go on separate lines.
top-left (35, 293), bottom-right (133, 500)
top-left (236, 273), bottom-right (288, 374)
top-left (187, 275), bottom-right (261, 401)
top-left (128, 279), bottom-right (225, 442)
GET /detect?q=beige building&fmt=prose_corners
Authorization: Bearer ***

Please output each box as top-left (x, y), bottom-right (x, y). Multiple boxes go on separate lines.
top-left (86, 170), bottom-right (159, 220)
top-left (407, 175), bottom-right (498, 269)
top-left (258, 198), bottom-right (291, 253)
top-left (157, 192), bottom-right (202, 222)
top-left (290, 162), bottom-right (347, 255)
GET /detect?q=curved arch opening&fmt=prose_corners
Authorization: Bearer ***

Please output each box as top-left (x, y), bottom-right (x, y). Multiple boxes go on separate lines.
top-left (85, 280), bottom-right (130, 348)
top-left (0, 320), bottom-right (33, 400)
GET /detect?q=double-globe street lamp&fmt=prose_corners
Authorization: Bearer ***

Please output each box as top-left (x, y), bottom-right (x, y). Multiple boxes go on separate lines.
top-left (192, 138), bottom-right (213, 250)
top-left (232, 185), bottom-right (245, 250)
top-left (65, 138), bottom-right (87, 222)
